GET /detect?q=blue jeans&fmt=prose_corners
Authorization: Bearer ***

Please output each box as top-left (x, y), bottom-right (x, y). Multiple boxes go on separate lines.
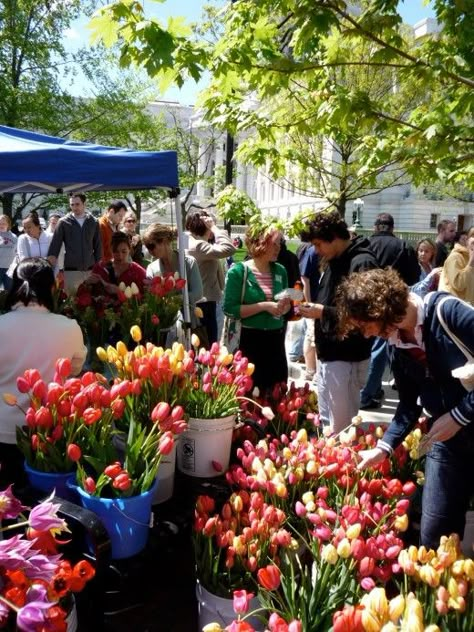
top-left (360, 337), bottom-right (387, 405)
top-left (421, 432), bottom-right (474, 549)
top-left (288, 318), bottom-right (305, 361)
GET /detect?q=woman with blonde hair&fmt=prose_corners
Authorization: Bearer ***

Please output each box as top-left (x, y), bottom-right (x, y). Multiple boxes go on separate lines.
top-left (121, 210), bottom-right (144, 265)
top-left (438, 226), bottom-right (474, 304)
top-left (223, 226), bottom-right (290, 394)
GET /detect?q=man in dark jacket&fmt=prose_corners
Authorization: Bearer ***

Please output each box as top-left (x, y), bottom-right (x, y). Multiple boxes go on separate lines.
top-left (435, 219), bottom-right (456, 267)
top-left (360, 213), bottom-right (419, 409)
top-left (336, 268), bottom-right (474, 549)
top-left (299, 210), bottom-right (378, 433)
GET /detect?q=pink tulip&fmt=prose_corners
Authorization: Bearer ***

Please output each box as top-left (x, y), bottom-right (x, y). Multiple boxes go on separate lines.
top-left (159, 433), bottom-right (174, 455)
top-left (233, 589), bottom-right (254, 615)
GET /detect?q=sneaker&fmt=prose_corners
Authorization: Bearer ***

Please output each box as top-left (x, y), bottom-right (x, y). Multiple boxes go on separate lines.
top-left (360, 399), bottom-right (382, 411)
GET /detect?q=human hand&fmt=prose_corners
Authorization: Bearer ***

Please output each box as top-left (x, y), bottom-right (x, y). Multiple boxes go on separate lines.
top-left (203, 215), bottom-right (215, 231)
top-left (299, 303), bottom-right (323, 319)
top-left (277, 297), bottom-right (291, 314)
top-left (357, 447), bottom-right (388, 470)
top-left (418, 412), bottom-right (461, 455)
top-left (265, 301), bottom-right (283, 317)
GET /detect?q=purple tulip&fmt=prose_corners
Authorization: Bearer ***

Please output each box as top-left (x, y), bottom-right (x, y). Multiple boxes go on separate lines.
top-left (0, 485), bottom-right (25, 520)
top-left (16, 584), bottom-right (56, 632)
top-left (28, 494), bottom-right (68, 533)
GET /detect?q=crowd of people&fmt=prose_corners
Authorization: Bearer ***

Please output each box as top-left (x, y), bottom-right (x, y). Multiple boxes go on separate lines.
top-left (0, 198), bottom-right (473, 551)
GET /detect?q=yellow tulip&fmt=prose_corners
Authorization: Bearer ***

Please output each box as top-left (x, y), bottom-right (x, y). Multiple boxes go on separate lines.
top-left (130, 282), bottom-right (139, 295)
top-left (394, 513), bottom-right (409, 532)
top-left (202, 624), bottom-right (224, 632)
top-left (462, 558), bottom-right (474, 580)
top-left (346, 523), bottom-right (362, 540)
top-left (251, 456), bottom-right (263, 472)
top-left (124, 286), bottom-right (133, 299)
top-left (2, 393), bottom-right (18, 406)
top-left (301, 491), bottom-right (314, 505)
top-left (133, 344), bottom-right (145, 358)
top-left (114, 360), bottom-right (123, 370)
top-left (451, 560), bottom-right (465, 577)
top-left (220, 353), bottom-right (233, 366)
top-left (275, 482), bottom-right (287, 498)
top-left (381, 623), bottom-right (397, 632)
top-left (118, 281), bottom-right (126, 292)
top-left (306, 460), bottom-right (318, 475)
top-left (424, 626), bottom-right (441, 632)
top-left (116, 340), bottom-right (128, 357)
top-left (361, 608), bottom-right (382, 632)
top-left (130, 325), bottom-right (142, 342)
top-left (194, 306), bottom-right (204, 319)
top-left (296, 428), bottom-right (308, 444)
top-left (388, 595), bottom-right (405, 622)
top-left (419, 564), bottom-right (440, 588)
top-left (448, 576), bottom-right (459, 599)
top-left (351, 415), bottom-right (362, 426)
top-left (174, 343), bottom-right (185, 361)
top-left (321, 544), bottom-right (338, 565)
top-left (404, 614), bottom-right (424, 632)
top-left (96, 346), bottom-right (108, 362)
top-left (336, 538), bottom-right (351, 559)
top-left (246, 363), bottom-right (255, 376)
top-left (368, 588), bottom-right (389, 620)
top-left (107, 346), bottom-right (118, 362)
top-left (191, 333), bottom-right (200, 348)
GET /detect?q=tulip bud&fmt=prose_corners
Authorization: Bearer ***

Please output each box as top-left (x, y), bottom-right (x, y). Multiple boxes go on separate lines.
top-left (96, 346), bottom-right (108, 362)
top-left (2, 393), bottom-right (18, 407)
top-left (130, 325), bottom-right (142, 342)
top-left (67, 443), bottom-right (82, 462)
top-left (84, 477), bottom-right (96, 494)
top-left (321, 544), bottom-right (338, 565)
top-left (191, 333), bottom-right (200, 348)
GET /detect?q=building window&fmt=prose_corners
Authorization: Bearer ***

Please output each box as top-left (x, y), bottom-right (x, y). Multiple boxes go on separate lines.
top-left (429, 214), bottom-right (438, 229)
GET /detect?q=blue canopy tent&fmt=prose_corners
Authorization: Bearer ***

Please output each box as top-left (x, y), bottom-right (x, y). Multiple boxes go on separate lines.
top-left (0, 125), bottom-right (190, 324)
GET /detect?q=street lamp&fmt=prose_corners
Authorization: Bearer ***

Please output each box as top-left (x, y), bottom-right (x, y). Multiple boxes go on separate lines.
top-left (352, 197), bottom-right (364, 229)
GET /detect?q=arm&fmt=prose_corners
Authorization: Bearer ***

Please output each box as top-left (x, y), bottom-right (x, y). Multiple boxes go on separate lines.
top-left (302, 276), bottom-right (311, 303)
top-left (16, 235), bottom-right (30, 260)
top-left (410, 267), bottom-right (441, 298)
top-left (185, 256), bottom-right (204, 306)
top-left (93, 222), bottom-right (102, 263)
top-left (193, 228), bottom-right (236, 260)
top-left (47, 222), bottom-right (63, 259)
top-left (69, 321), bottom-right (87, 375)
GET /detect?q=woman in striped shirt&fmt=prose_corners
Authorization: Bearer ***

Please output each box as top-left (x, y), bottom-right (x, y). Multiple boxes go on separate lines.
top-left (223, 226), bottom-right (290, 394)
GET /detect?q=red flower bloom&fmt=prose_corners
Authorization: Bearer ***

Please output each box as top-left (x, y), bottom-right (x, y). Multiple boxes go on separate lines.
top-left (257, 564), bottom-right (281, 591)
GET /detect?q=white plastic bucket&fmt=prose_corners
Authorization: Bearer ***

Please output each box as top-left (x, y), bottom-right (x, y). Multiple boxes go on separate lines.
top-left (153, 442), bottom-right (176, 505)
top-left (177, 415), bottom-right (236, 478)
top-left (196, 580), bottom-right (263, 630)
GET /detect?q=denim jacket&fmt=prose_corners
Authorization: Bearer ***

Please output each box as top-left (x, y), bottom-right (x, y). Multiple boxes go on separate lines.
top-left (379, 291), bottom-right (474, 453)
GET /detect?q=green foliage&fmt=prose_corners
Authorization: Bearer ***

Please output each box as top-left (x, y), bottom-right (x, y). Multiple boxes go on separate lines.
top-left (90, 0), bottom-right (474, 197)
top-left (215, 185), bottom-right (259, 225)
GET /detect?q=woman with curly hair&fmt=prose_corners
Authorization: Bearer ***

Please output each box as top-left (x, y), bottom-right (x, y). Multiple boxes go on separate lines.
top-left (336, 267), bottom-right (474, 549)
top-left (222, 226), bottom-right (290, 394)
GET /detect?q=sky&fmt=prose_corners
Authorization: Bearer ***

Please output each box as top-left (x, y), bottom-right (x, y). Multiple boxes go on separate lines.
top-left (63, 1), bottom-right (436, 105)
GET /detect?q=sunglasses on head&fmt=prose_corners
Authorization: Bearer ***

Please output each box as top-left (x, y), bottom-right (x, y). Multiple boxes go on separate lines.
top-left (146, 238), bottom-right (165, 250)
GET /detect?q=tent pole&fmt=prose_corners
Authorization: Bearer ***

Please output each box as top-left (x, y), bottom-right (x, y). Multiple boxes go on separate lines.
top-left (173, 191), bottom-right (191, 349)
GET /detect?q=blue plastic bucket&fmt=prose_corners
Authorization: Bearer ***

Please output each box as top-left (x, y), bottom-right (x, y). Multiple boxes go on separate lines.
top-left (24, 462), bottom-right (76, 501)
top-left (74, 482), bottom-right (157, 559)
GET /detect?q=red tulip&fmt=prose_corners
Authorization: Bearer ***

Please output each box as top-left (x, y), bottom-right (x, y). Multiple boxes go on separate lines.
top-left (84, 477), bottom-right (96, 494)
top-left (151, 402), bottom-right (171, 423)
top-left (56, 399), bottom-right (71, 417)
top-left (56, 358), bottom-right (72, 379)
top-left (111, 399), bottom-right (126, 419)
top-left (257, 564), bottom-right (281, 591)
top-left (67, 443), bottom-right (82, 462)
top-left (333, 606), bottom-right (364, 632)
top-left (16, 376), bottom-right (31, 393)
top-left (35, 407), bottom-right (53, 428)
top-left (83, 408), bottom-right (102, 426)
top-left (159, 433), bottom-right (174, 455)
top-left (104, 462), bottom-right (122, 479)
top-left (32, 380), bottom-right (47, 402)
top-left (113, 472), bottom-right (131, 491)
top-left (46, 383), bottom-right (63, 406)
top-left (25, 407), bottom-right (36, 429)
top-left (80, 371), bottom-right (97, 386)
top-left (402, 481), bottom-right (417, 496)
top-left (24, 369), bottom-right (41, 387)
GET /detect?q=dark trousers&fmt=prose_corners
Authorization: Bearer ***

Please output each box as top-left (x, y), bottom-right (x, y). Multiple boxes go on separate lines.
top-left (199, 301), bottom-right (218, 345)
top-left (239, 327), bottom-right (287, 395)
top-left (421, 432), bottom-right (474, 549)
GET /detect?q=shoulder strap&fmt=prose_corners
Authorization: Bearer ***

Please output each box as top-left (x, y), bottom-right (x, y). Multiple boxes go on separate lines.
top-left (240, 262), bottom-right (249, 304)
top-left (436, 295), bottom-right (474, 361)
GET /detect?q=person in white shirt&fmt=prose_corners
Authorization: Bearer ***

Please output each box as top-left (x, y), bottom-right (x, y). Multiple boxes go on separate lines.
top-left (0, 214), bottom-right (17, 291)
top-left (0, 257), bottom-right (86, 489)
top-left (17, 211), bottom-right (52, 262)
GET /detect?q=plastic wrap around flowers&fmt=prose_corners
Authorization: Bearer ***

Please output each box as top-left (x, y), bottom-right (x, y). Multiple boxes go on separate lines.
top-left (0, 487), bottom-right (95, 632)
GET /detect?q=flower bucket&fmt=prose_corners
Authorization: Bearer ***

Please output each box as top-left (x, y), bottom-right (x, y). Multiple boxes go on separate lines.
top-left (73, 481), bottom-right (157, 559)
top-left (177, 415), bottom-right (237, 478)
top-left (24, 462), bottom-right (76, 501)
top-left (153, 441), bottom-right (176, 505)
top-left (196, 580), bottom-right (263, 630)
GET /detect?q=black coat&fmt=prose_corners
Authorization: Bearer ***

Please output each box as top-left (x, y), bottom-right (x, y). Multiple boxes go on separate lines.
top-left (315, 236), bottom-right (378, 362)
top-left (369, 232), bottom-right (419, 285)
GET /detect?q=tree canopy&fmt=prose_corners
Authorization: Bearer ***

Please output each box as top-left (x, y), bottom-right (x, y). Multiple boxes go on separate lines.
top-left (90, 0), bottom-right (474, 193)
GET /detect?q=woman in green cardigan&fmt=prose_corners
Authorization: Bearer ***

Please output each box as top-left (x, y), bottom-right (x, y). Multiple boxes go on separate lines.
top-left (223, 227), bottom-right (290, 394)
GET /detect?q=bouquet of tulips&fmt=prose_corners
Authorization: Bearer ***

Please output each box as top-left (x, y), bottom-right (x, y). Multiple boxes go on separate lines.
top-left (194, 490), bottom-right (296, 599)
top-left (0, 487), bottom-right (95, 631)
top-left (333, 534), bottom-right (474, 632)
top-left (6, 358), bottom-right (125, 474)
top-left (104, 274), bottom-right (185, 346)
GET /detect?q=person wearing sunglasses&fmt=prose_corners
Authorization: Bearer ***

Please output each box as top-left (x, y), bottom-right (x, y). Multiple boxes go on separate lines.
top-left (143, 223), bottom-right (203, 340)
top-left (121, 211), bottom-right (144, 265)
